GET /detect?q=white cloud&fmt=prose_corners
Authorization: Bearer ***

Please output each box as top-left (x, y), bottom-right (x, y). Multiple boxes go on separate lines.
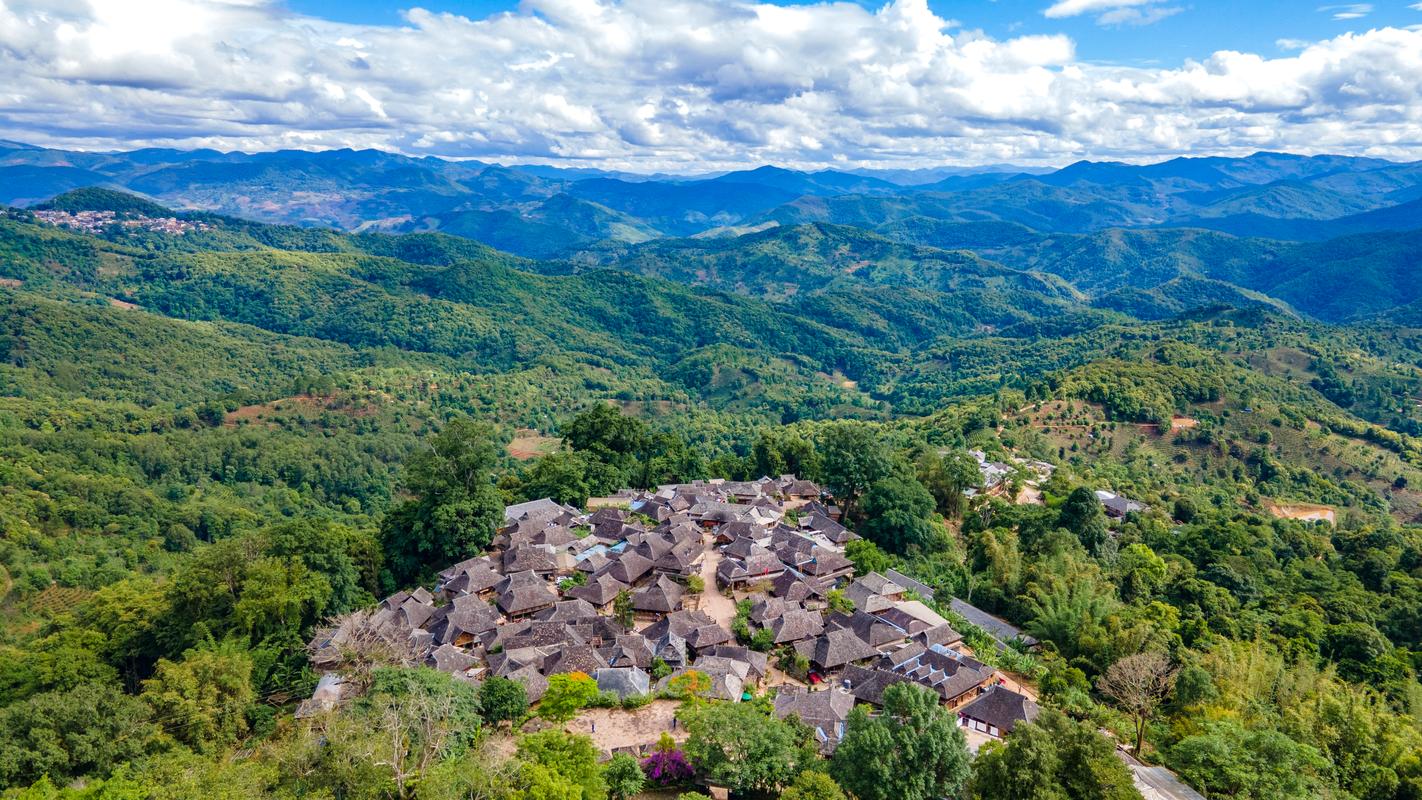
top-left (1044, 0), bottom-right (1180, 27)
top-left (1097, 5), bottom-right (1184, 25)
top-left (0, 0), bottom-right (1419, 170)
top-left (1319, 4), bottom-right (1373, 19)
top-left (1043, 0), bottom-right (1152, 18)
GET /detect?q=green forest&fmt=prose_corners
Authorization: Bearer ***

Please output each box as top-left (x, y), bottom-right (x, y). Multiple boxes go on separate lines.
top-left (2, 186), bottom-right (1422, 800)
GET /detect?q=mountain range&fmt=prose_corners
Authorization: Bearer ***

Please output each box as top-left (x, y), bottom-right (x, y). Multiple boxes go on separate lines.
top-left (3, 141), bottom-right (1420, 260)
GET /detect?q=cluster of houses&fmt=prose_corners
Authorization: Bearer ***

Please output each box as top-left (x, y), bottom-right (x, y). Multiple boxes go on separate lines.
top-left (964, 449), bottom-right (1056, 499)
top-left (304, 474), bottom-right (1040, 755)
top-left (31, 208), bottom-right (209, 235)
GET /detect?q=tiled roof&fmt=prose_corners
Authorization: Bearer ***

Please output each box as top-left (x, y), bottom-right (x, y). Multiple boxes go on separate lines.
top-left (958, 685), bottom-right (1040, 734)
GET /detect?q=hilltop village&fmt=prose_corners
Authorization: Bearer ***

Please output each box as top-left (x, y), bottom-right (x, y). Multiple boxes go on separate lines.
top-left (305, 474), bottom-right (1046, 755)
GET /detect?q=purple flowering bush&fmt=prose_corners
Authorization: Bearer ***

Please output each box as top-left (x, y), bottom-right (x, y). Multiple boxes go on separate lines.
top-left (641, 734), bottom-right (695, 785)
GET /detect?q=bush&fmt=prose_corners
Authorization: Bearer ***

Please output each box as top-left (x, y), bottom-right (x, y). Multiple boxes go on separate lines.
top-left (621, 693), bottom-right (653, 710)
top-left (587, 690), bottom-right (623, 709)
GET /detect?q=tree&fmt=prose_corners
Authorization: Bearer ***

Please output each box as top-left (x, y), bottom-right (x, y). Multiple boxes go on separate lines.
top-left (969, 710), bottom-right (1139, 800)
top-left (1058, 487), bottom-right (1108, 554)
top-left (521, 451), bottom-right (593, 509)
top-left (781, 770), bottom-right (847, 800)
top-left (844, 539), bottom-right (894, 576)
top-left (679, 700), bottom-right (816, 794)
top-left (831, 682), bottom-right (970, 800)
top-left (917, 450), bottom-right (982, 518)
top-left (479, 676), bottom-right (529, 726)
top-left (141, 645), bottom-right (255, 754)
top-left (263, 517), bottom-right (378, 617)
top-left (826, 589), bottom-right (855, 615)
top-left (858, 473), bottom-right (940, 554)
top-left (1116, 544), bottom-right (1166, 603)
top-left (541, 673), bottom-right (599, 724)
top-left (641, 733), bottom-right (694, 786)
top-left (1096, 651), bottom-right (1178, 757)
top-left (605, 753), bottom-right (645, 800)
top-left (1167, 721), bottom-right (1328, 800)
top-left (817, 422), bottom-right (895, 521)
top-left (315, 666), bottom-right (482, 798)
top-left (380, 418), bottom-right (506, 586)
top-left (752, 428), bottom-right (820, 481)
top-left (563, 404), bottom-right (654, 492)
top-left (969, 723), bottom-right (1065, 800)
top-left (516, 730), bottom-right (606, 800)
top-left (613, 590), bottom-right (634, 629)
top-left (0, 682), bottom-right (155, 787)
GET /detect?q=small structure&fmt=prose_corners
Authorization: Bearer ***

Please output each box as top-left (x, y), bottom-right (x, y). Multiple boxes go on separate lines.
top-left (596, 667), bottom-right (651, 699)
top-left (957, 685), bottom-right (1040, 738)
top-left (774, 685), bottom-right (855, 753)
top-left (1095, 490), bottom-right (1147, 518)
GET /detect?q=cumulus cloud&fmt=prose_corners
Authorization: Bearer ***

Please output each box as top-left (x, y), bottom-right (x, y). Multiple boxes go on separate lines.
top-left (0, 0), bottom-right (1418, 170)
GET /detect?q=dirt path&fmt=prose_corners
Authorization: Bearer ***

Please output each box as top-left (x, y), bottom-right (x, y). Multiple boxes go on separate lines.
top-left (1015, 485), bottom-right (1043, 506)
top-left (696, 537), bottom-right (739, 630)
top-left (566, 700), bottom-right (687, 752)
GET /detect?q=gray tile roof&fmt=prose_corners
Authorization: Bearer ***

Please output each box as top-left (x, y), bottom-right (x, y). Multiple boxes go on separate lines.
top-left (633, 574), bottom-right (685, 613)
top-left (949, 598), bottom-right (1038, 648)
top-left (957, 685), bottom-right (1040, 734)
top-left (596, 667), bottom-right (651, 698)
top-left (771, 608), bottom-right (826, 644)
top-left (774, 686), bottom-right (855, 753)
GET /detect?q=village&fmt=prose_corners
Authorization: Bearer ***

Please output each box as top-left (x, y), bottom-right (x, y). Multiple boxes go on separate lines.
top-left (299, 457), bottom-right (1197, 799)
top-left (31, 208), bottom-right (209, 236)
top-left (304, 473), bottom-right (1047, 755)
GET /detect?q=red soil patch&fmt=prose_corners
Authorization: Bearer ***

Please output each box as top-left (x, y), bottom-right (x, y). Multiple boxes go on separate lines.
top-left (1267, 503), bottom-right (1336, 525)
top-left (508, 428), bottom-right (559, 460)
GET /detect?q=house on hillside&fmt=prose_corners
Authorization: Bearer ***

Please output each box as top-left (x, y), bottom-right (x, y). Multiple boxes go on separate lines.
top-left (1095, 490), bottom-right (1147, 518)
top-left (958, 685), bottom-right (1040, 738)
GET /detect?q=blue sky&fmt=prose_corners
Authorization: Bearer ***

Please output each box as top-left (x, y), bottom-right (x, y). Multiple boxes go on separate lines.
top-left (285, 0), bottom-right (1422, 66)
top-left (1, 0), bottom-right (1420, 169)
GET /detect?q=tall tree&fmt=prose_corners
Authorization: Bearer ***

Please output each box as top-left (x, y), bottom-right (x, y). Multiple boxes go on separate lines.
top-left (516, 730), bottom-right (606, 800)
top-left (832, 682), bottom-right (971, 800)
top-left (1096, 651), bottom-right (1179, 757)
top-left (380, 418), bottom-right (505, 586)
top-left (604, 753), bottom-right (645, 800)
top-left (858, 474), bottom-right (940, 554)
top-left (541, 673), bottom-right (599, 724)
top-left (1058, 487), bottom-right (1108, 555)
top-left (520, 451), bottom-right (593, 508)
top-left (679, 700), bottom-right (816, 794)
top-left (817, 421), bottom-right (895, 521)
top-left (141, 646), bottom-right (255, 754)
top-left (970, 710), bottom-right (1140, 800)
top-left (917, 449), bottom-right (982, 518)
top-left (478, 676), bottom-right (528, 726)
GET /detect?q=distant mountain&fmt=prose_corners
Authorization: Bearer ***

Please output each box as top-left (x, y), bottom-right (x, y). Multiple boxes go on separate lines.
top-left (3, 141), bottom-right (1420, 245)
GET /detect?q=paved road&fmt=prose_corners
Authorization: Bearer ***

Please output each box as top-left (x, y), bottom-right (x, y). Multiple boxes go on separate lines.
top-left (1118, 753), bottom-right (1206, 800)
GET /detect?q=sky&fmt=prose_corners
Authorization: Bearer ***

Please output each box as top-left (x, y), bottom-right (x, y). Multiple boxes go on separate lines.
top-left (0, 0), bottom-right (1421, 170)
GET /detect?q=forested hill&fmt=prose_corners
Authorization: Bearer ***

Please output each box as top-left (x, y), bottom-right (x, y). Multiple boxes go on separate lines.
top-left (2, 176), bottom-right (1422, 800)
